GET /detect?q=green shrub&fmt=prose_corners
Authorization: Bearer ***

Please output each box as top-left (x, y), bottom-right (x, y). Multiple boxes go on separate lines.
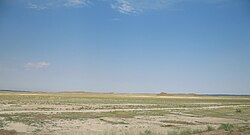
top-left (207, 125), bottom-right (215, 131)
top-left (236, 108), bottom-right (242, 113)
top-left (237, 125), bottom-right (250, 132)
top-left (219, 124), bottom-right (234, 133)
top-left (180, 128), bottom-right (192, 135)
top-left (192, 128), bottom-right (203, 134)
top-left (0, 121), bottom-right (4, 128)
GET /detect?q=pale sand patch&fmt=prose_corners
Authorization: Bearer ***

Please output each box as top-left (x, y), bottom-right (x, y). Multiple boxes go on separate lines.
top-left (45, 118), bottom-right (167, 135)
top-left (37, 114), bottom-right (245, 135)
top-left (4, 122), bottom-right (35, 133)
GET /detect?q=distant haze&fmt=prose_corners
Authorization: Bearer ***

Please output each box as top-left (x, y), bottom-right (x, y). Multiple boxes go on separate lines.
top-left (0, 0), bottom-right (249, 94)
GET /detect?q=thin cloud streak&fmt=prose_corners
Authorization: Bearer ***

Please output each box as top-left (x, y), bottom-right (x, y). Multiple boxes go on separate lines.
top-left (27, 0), bottom-right (89, 10)
top-left (110, 0), bottom-right (180, 15)
top-left (25, 62), bottom-right (50, 70)
top-left (110, 0), bottom-right (228, 15)
top-left (64, 0), bottom-right (90, 7)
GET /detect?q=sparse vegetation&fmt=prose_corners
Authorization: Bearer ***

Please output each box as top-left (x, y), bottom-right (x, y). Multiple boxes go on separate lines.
top-left (167, 126), bottom-right (215, 135)
top-left (0, 92), bottom-right (249, 134)
top-left (179, 128), bottom-right (192, 135)
top-left (0, 121), bottom-right (4, 128)
top-left (167, 130), bottom-right (178, 135)
top-left (184, 107), bottom-right (250, 121)
top-left (140, 130), bottom-right (162, 135)
top-left (167, 128), bottom-right (193, 135)
top-left (192, 128), bottom-right (204, 134)
top-left (236, 125), bottom-right (250, 132)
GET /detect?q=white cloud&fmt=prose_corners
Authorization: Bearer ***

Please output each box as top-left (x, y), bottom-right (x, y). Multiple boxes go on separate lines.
top-left (110, 0), bottom-right (227, 15)
top-left (111, 0), bottom-right (137, 15)
top-left (26, 0), bottom-right (228, 14)
top-left (28, 3), bottom-right (47, 10)
top-left (25, 62), bottom-right (50, 70)
top-left (110, 0), bottom-right (179, 15)
top-left (27, 0), bottom-right (89, 10)
top-left (64, 0), bottom-right (89, 7)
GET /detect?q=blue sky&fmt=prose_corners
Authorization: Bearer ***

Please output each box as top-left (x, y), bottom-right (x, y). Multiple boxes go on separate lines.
top-left (0, 0), bottom-right (250, 94)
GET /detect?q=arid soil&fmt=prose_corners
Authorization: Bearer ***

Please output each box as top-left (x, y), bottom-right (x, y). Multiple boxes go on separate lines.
top-left (0, 92), bottom-right (249, 135)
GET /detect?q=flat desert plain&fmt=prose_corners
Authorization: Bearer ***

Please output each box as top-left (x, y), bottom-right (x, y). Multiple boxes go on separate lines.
top-left (0, 92), bottom-right (250, 135)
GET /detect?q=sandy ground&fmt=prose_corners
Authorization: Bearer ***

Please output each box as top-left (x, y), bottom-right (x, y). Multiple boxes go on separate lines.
top-left (1, 93), bottom-right (250, 135)
top-left (1, 104), bottom-right (249, 135)
top-left (2, 113), bottom-right (247, 135)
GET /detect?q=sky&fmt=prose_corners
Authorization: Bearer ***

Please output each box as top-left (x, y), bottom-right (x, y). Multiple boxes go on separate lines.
top-left (0, 0), bottom-right (250, 94)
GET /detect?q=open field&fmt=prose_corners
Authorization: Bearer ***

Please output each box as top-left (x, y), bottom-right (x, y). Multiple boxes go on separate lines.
top-left (0, 92), bottom-right (250, 135)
